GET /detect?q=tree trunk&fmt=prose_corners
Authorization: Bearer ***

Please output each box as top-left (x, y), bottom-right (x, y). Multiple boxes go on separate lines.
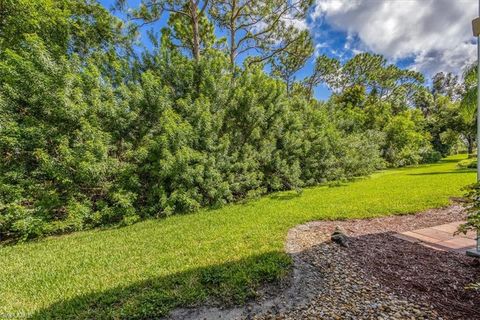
top-left (229, 27), bottom-right (236, 67)
top-left (467, 135), bottom-right (474, 155)
top-left (229, 0), bottom-right (237, 68)
top-left (190, 0), bottom-right (200, 62)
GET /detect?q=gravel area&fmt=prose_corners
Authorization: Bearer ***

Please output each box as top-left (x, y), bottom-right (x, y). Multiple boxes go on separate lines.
top-left (167, 205), bottom-right (480, 320)
top-left (256, 243), bottom-right (441, 320)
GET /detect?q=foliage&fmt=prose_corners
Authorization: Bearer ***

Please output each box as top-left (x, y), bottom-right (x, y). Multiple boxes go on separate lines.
top-left (209, 0), bottom-right (313, 66)
top-left (0, 36), bottom-right (133, 240)
top-left (0, 29), bottom-right (382, 240)
top-left (271, 30), bottom-right (314, 94)
top-left (458, 64), bottom-right (478, 154)
top-left (306, 53), bottom-right (423, 99)
top-left (462, 182), bottom-right (480, 233)
top-left (382, 111), bottom-right (434, 167)
top-left (457, 158), bottom-right (477, 169)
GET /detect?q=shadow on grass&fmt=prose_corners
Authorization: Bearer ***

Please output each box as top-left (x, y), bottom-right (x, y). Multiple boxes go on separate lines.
top-left (269, 192), bottom-right (302, 201)
top-left (407, 169), bottom-right (475, 176)
top-left (31, 252), bottom-right (290, 320)
top-left (437, 158), bottom-right (465, 164)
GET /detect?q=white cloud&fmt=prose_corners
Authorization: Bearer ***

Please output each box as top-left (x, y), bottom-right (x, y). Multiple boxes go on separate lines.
top-left (283, 15), bottom-right (309, 31)
top-left (312, 0), bottom-right (478, 76)
top-left (314, 42), bottom-right (329, 57)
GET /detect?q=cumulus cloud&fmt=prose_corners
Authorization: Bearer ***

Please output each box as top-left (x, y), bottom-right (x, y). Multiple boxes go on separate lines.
top-left (312, 0), bottom-right (477, 76)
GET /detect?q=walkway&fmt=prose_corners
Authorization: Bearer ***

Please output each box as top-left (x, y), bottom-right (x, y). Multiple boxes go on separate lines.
top-left (395, 221), bottom-right (477, 253)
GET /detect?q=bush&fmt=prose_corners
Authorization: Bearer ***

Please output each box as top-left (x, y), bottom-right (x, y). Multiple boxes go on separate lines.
top-left (459, 183), bottom-right (480, 290)
top-left (0, 43), bottom-right (387, 241)
top-left (457, 158), bottom-right (477, 169)
top-left (420, 150), bottom-right (443, 164)
top-left (382, 111), bottom-right (432, 167)
top-left (460, 183), bottom-right (480, 234)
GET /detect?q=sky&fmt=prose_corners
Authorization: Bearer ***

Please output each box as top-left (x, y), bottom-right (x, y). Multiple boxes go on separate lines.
top-left (99, 0), bottom-right (479, 100)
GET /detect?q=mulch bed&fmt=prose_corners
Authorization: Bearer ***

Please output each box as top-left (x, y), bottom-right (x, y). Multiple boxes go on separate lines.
top-left (348, 233), bottom-right (480, 320)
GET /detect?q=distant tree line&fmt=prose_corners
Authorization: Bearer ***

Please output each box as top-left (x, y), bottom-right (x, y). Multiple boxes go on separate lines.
top-left (0, 0), bottom-right (475, 240)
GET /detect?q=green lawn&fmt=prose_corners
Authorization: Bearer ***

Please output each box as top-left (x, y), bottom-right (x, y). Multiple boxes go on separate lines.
top-left (0, 155), bottom-right (475, 319)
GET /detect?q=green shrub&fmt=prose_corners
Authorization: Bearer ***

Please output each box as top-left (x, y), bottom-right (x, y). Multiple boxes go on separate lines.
top-left (0, 41), bottom-right (388, 241)
top-left (459, 183), bottom-right (480, 290)
top-left (421, 150), bottom-right (443, 163)
top-left (457, 158), bottom-right (477, 169)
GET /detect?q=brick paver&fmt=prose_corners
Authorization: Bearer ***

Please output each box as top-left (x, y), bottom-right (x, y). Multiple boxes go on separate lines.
top-left (394, 221), bottom-right (477, 253)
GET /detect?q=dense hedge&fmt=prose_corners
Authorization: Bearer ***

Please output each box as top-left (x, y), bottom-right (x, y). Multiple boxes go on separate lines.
top-left (0, 43), bottom-right (385, 240)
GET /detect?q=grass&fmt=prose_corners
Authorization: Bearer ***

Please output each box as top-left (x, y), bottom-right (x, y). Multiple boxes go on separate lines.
top-left (0, 154), bottom-right (476, 319)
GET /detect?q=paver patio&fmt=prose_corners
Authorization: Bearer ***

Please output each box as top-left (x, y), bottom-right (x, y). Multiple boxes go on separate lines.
top-left (394, 221), bottom-right (478, 253)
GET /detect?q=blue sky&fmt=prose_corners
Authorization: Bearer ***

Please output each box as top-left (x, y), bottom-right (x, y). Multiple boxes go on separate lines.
top-left (99, 0), bottom-right (478, 101)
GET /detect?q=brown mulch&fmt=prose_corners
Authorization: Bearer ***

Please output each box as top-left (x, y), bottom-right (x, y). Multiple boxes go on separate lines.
top-left (348, 233), bottom-right (480, 320)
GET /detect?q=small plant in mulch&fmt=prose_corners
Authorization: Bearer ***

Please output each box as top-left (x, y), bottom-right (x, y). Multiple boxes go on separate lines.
top-left (459, 183), bottom-right (480, 290)
top-left (459, 183), bottom-right (480, 235)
